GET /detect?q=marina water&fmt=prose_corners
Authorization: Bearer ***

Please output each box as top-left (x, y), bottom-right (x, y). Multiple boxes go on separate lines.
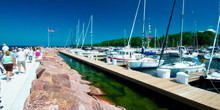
top-left (59, 53), bottom-right (194, 110)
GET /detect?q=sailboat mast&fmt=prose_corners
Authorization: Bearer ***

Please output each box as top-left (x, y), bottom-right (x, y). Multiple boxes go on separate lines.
top-left (124, 29), bottom-right (127, 46)
top-left (76, 19), bottom-right (80, 48)
top-left (48, 27), bottom-right (50, 47)
top-left (172, 38), bottom-right (174, 47)
top-left (127, 0), bottom-right (141, 47)
top-left (179, 0), bottom-right (184, 63)
top-left (75, 25), bottom-right (77, 47)
top-left (70, 28), bottom-right (73, 47)
top-left (158, 0), bottom-right (176, 66)
top-left (155, 28), bottom-right (157, 48)
top-left (194, 20), bottom-right (199, 51)
top-left (142, 0), bottom-right (146, 47)
top-left (64, 29), bottom-right (72, 47)
top-left (81, 17), bottom-right (92, 49)
top-left (81, 22), bottom-right (85, 48)
top-left (217, 0), bottom-right (220, 48)
top-left (206, 0), bottom-right (220, 75)
top-left (91, 15), bottom-right (93, 47)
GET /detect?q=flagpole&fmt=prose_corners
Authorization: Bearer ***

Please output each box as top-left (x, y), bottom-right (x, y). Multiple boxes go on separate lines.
top-left (48, 27), bottom-right (50, 47)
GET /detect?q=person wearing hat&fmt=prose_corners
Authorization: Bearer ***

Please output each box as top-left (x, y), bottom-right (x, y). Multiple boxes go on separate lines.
top-left (2, 44), bottom-right (9, 54)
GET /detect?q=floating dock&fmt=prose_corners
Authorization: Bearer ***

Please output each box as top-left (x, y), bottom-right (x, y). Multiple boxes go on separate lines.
top-left (60, 51), bottom-right (220, 110)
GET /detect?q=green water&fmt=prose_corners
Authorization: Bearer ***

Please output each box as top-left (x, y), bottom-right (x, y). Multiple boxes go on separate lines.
top-left (59, 54), bottom-right (195, 110)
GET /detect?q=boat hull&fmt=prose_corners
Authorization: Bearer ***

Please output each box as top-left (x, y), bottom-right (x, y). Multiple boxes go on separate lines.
top-left (204, 54), bottom-right (220, 60)
top-left (160, 65), bottom-right (206, 77)
top-left (168, 51), bottom-right (180, 57)
top-left (129, 60), bottom-right (164, 69)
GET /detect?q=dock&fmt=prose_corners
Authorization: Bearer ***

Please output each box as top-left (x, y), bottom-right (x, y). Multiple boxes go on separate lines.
top-left (169, 72), bottom-right (205, 83)
top-left (60, 50), bottom-right (220, 110)
top-left (188, 72), bottom-right (205, 83)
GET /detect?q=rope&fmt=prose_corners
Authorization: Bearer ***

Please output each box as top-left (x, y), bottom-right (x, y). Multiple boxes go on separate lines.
top-left (209, 78), bottom-right (220, 93)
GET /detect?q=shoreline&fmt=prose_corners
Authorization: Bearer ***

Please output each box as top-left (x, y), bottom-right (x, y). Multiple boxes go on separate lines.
top-left (24, 48), bottom-right (125, 110)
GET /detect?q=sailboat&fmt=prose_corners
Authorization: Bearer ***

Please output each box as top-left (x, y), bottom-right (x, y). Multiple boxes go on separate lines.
top-left (182, 21), bottom-right (199, 58)
top-left (70, 21), bottom-right (85, 55)
top-left (168, 46), bottom-right (187, 57)
top-left (199, 1), bottom-right (220, 90)
top-left (111, 0), bottom-right (144, 63)
top-left (158, 0), bottom-right (206, 77)
top-left (128, 0), bottom-right (164, 69)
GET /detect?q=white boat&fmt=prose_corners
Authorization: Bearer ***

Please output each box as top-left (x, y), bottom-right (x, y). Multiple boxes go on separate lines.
top-left (111, 0), bottom-right (143, 63)
top-left (69, 48), bottom-right (85, 55)
top-left (118, 0), bottom-right (163, 69)
top-left (160, 57), bottom-right (206, 77)
top-left (168, 46), bottom-right (187, 57)
top-left (158, 0), bottom-right (206, 77)
top-left (204, 52), bottom-right (220, 60)
top-left (129, 57), bottom-right (164, 69)
top-left (199, 2), bottom-right (220, 90)
top-left (202, 72), bottom-right (220, 90)
top-left (112, 47), bottom-right (144, 62)
top-left (183, 52), bottom-right (198, 58)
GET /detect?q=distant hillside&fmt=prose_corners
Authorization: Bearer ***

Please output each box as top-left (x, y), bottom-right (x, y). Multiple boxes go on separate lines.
top-left (72, 31), bottom-right (218, 48)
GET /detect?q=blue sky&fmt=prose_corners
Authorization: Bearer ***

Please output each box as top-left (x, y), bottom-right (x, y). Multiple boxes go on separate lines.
top-left (0, 0), bottom-right (219, 46)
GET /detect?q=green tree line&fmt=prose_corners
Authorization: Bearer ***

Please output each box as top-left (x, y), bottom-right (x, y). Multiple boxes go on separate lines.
top-left (91, 31), bottom-right (218, 48)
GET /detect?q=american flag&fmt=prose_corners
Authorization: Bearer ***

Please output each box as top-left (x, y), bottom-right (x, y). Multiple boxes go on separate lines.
top-left (48, 29), bottom-right (54, 32)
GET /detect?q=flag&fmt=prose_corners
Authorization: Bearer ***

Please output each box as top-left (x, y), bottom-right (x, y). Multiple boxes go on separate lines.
top-left (48, 29), bottom-right (54, 32)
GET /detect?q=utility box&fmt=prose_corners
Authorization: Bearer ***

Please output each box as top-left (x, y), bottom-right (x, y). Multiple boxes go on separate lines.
top-left (112, 59), bottom-right (117, 65)
top-left (157, 69), bottom-right (171, 79)
top-left (176, 72), bottom-right (189, 84)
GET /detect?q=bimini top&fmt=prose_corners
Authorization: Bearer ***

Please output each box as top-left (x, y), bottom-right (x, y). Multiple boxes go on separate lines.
top-left (182, 57), bottom-right (201, 65)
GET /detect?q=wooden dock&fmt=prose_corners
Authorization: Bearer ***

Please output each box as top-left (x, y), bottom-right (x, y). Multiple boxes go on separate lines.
top-left (188, 72), bottom-right (205, 82)
top-left (60, 51), bottom-right (220, 110)
top-left (169, 72), bottom-right (205, 83)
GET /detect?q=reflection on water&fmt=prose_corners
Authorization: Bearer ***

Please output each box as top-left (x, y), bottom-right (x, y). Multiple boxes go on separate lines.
top-left (59, 54), bottom-right (194, 110)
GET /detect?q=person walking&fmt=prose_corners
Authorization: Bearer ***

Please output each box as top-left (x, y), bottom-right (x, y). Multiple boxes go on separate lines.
top-left (2, 44), bottom-right (9, 54)
top-left (9, 48), bottom-right (16, 67)
top-left (1, 51), bottom-right (15, 82)
top-left (17, 48), bottom-right (27, 75)
top-left (35, 48), bottom-right (41, 59)
top-left (28, 47), bottom-right (34, 63)
top-left (0, 51), bottom-right (4, 74)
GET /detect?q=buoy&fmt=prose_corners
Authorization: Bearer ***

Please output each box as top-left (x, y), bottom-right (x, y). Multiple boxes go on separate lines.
top-left (200, 59), bottom-right (205, 63)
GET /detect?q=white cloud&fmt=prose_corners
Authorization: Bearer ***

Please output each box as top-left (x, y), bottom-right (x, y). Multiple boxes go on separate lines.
top-left (207, 28), bottom-right (216, 33)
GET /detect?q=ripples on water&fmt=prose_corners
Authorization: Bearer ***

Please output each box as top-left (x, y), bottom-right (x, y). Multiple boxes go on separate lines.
top-left (59, 54), bottom-right (195, 110)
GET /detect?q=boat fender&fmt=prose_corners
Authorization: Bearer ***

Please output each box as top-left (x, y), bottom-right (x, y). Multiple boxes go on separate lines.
top-left (200, 59), bottom-right (205, 64)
